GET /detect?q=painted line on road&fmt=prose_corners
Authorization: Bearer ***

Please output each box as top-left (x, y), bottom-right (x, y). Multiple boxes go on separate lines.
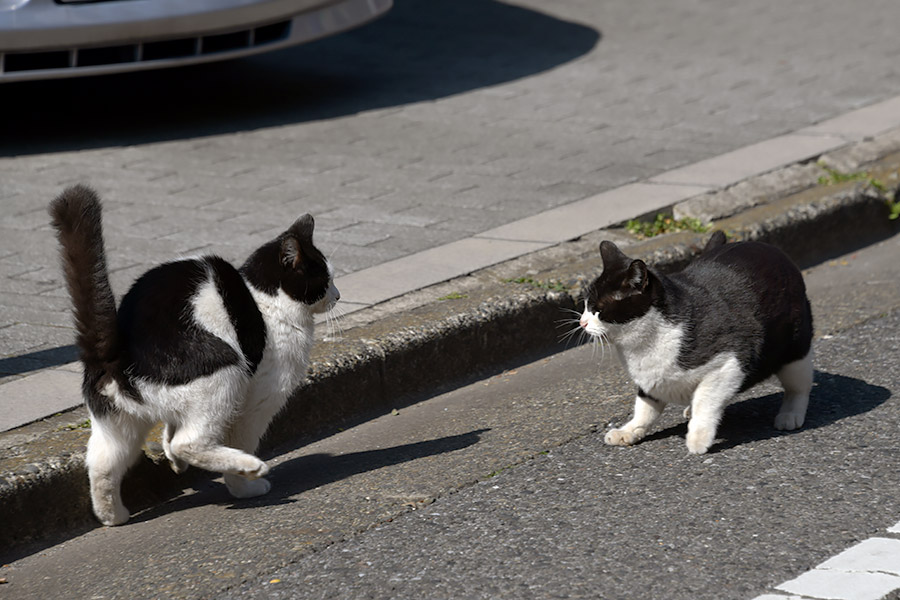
top-left (751, 524), bottom-right (900, 600)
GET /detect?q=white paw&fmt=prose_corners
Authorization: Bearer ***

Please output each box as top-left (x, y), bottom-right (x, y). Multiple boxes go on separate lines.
top-left (774, 411), bottom-right (805, 431)
top-left (168, 456), bottom-right (188, 474)
top-left (226, 475), bottom-right (272, 499)
top-left (95, 502), bottom-right (130, 526)
top-left (604, 428), bottom-right (642, 446)
top-left (685, 427), bottom-right (714, 454)
top-left (235, 456), bottom-right (269, 480)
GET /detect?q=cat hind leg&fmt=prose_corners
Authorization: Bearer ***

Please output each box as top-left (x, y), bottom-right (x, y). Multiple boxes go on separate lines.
top-left (774, 351), bottom-right (813, 431)
top-left (605, 394), bottom-right (666, 447)
top-left (86, 411), bottom-right (154, 526)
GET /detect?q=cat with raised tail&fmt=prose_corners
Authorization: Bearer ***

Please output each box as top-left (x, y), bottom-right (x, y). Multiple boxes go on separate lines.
top-left (579, 231), bottom-right (813, 454)
top-left (49, 185), bottom-right (340, 525)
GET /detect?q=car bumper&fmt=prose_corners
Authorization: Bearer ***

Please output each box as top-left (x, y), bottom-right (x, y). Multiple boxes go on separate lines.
top-left (0, 0), bottom-right (392, 82)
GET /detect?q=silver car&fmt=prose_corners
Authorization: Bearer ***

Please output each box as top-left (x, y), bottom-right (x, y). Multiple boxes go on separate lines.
top-left (0, 0), bottom-right (392, 82)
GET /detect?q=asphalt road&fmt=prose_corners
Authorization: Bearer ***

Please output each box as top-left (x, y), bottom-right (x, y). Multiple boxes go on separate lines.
top-left (2, 230), bottom-right (898, 599)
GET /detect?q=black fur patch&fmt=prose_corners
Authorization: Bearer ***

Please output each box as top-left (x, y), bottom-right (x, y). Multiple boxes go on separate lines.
top-left (240, 214), bottom-right (331, 305)
top-left (208, 256), bottom-right (266, 375)
top-left (686, 241), bottom-right (813, 389)
top-left (584, 241), bottom-right (656, 324)
top-left (117, 258), bottom-right (245, 386)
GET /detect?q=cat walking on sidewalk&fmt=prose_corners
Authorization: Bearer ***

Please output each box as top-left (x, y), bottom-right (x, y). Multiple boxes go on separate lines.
top-left (50, 185), bottom-right (340, 525)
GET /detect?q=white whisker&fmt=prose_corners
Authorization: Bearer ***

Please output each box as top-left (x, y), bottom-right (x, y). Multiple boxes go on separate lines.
top-left (327, 243), bottom-right (345, 263)
top-left (323, 302), bottom-right (346, 342)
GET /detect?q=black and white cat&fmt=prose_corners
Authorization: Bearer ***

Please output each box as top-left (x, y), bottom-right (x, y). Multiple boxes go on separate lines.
top-left (50, 185), bottom-right (340, 525)
top-left (579, 231), bottom-right (813, 454)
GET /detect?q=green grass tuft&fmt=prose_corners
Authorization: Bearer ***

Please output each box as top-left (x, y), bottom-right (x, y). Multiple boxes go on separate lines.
top-left (625, 214), bottom-right (709, 239)
top-left (437, 292), bottom-right (468, 301)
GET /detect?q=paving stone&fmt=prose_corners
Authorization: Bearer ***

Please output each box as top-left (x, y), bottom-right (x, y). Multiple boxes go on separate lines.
top-left (0, 368), bottom-right (83, 431)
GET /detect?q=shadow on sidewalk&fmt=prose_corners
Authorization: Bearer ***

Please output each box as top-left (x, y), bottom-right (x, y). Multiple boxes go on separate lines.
top-left (1, 0), bottom-right (600, 156)
top-left (642, 370), bottom-right (892, 452)
top-left (128, 427), bottom-right (489, 522)
top-left (0, 345), bottom-right (78, 380)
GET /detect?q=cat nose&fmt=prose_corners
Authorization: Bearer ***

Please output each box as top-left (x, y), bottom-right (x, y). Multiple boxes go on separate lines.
top-left (579, 318), bottom-right (588, 328)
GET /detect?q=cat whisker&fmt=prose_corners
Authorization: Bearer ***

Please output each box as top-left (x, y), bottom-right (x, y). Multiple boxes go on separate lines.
top-left (558, 325), bottom-right (586, 348)
top-left (559, 328), bottom-right (581, 350)
top-left (324, 303), bottom-right (346, 342)
top-left (557, 305), bottom-right (589, 349)
top-left (598, 332), bottom-right (613, 364)
top-left (327, 243), bottom-right (345, 263)
top-left (557, 313), bottom-right (592, 350)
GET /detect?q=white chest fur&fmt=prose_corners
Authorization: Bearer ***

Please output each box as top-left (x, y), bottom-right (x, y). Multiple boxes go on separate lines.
top-left (609, 308), bottom-right (740, 406)
top-left (248, 286), bottom-right (315, 405)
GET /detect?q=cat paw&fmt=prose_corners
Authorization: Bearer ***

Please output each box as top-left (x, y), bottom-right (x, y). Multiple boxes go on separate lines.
top-left (236, 457), bottom-right (269, 480)
top-left (604, 428), bottom-right (641, 446)
top-left (685, 427), bottom-right (714, 454)
top-left (168, 456), bottom-right (189, 475)
top-left (774, 411), bottom-right (805, 431)
top-left (94, 502), bottom-right (130, 527)
top-left (225, 475), bottom-right (272, 499)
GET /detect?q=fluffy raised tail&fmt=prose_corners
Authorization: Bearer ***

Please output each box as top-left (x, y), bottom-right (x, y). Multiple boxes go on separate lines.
top-left (49, 185), bottom-right (119, 379)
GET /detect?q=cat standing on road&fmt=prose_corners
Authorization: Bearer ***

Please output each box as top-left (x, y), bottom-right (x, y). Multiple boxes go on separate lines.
top-left (579, 231), bottom-right (813, 454)
top-left (50, 185), bottom-right (339, 525)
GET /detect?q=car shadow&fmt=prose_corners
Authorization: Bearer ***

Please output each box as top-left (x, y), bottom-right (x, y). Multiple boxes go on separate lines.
top-left (641, 370), bottom-right (892, 452)
top-left (128, 427), bottom-right (489, 521)
top-left (2, 0), bottom-right (600, 156)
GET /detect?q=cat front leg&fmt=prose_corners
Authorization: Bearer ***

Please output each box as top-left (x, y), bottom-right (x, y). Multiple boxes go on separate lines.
top-left (605, 391), bottom-right (666, 447)
top-left (162, 422), bottom-right (188, 474)
top-left (685, 358), bottom-right (743, 454)
top-left (167, 423), bottom-right (269, 484)
top-left (223, 398), bottom-right (284, 499)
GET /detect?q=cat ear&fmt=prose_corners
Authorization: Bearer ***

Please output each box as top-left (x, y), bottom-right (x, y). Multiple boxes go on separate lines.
top-left (290, 214), bottom-right (315, 239)
top-left (280, 236), bottom-right (302, 269)
top-left (599, 241), bottom-right (627, 268)
top-left (626, 260), bottom-right (649, 291)
top-left (281, 214), bottom-right (314, 268)
top-left (703, 230), bottom-right (727, 253)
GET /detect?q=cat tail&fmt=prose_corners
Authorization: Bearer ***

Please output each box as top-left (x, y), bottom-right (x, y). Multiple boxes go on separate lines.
top-left (49, 185), bottom-right (120, 379)
top-left (703, 230), bottom-right (727, 253)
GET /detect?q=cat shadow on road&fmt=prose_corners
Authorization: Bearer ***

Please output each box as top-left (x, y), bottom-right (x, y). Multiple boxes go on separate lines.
top-left (130, 427), bottom-right (489, 521)
top-left (642, 370), bottom-right (891, 453)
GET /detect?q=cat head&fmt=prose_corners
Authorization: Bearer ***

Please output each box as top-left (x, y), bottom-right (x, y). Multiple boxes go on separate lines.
top-left (241, 214), bottom-right (340, 313)
top-left (580, 241), bottom-right (656, 337)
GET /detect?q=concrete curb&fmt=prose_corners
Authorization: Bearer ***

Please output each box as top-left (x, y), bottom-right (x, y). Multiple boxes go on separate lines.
top-left (2, 148), bottom-right (899, 557)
